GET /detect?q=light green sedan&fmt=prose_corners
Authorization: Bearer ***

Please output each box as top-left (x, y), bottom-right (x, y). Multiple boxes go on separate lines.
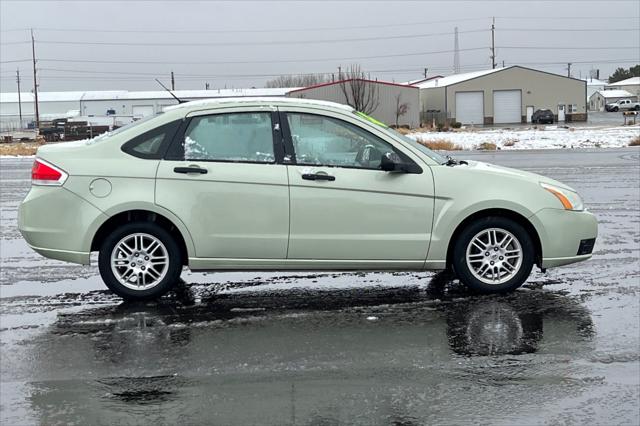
top-left (18, 98), bottom-right (597, 300)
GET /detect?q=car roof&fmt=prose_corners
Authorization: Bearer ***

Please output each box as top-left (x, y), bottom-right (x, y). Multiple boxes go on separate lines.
top-left (164, 96), bottom-right (354, 114)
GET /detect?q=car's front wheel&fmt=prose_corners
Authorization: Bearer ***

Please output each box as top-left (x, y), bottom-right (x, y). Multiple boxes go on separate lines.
top-left (452, 216), bottom-right (535, 293)
top-left (98, 222), bottom-right (183, 300)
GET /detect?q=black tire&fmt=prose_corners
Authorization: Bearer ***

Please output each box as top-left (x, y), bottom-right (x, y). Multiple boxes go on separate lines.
top-left (451, 216), bottom-right (535, 293)
top-left (613, 107), bottom-right (619, 112)
top-left (98, 221), bottom-right (183, 300)
top-left (634, 105), bottom-right (640, 111)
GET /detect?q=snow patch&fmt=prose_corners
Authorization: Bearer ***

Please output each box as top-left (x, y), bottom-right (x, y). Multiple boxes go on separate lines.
top-left (407, 125), bottom-right (640, 150)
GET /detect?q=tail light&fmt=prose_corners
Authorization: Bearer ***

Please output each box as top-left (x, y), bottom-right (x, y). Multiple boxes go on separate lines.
top-left (31, 159), bottom-right (68, 186)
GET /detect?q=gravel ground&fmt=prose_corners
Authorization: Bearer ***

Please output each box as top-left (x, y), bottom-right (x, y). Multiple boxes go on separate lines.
top-left (1, 149), bottom-right (639, 425)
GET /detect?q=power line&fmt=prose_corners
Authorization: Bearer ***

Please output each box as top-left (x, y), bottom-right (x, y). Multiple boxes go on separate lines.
top-left (2, 15), bottom-right (637, 34)
top-left (3, 18), bottom-right (492, 34)
top-left (498, 45), bottom-right (640, 50)
top-left (0, 59), bottom-right (31, 64)
top-left (0, 18), bottom-right (491, 34)
top-left (500, 27), bottom-right (640, 32)
top-left (33, 29), bottom-right (489, 47)
top-left (28, 47), bottom-right (491, 66)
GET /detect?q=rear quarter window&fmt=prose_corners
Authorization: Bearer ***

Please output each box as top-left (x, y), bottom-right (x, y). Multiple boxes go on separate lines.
top-left (121, 120), bottom-right (182, 159)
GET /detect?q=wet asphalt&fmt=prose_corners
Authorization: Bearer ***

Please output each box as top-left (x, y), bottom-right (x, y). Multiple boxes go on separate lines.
top-left (1, 149), bottom-right (639, 426)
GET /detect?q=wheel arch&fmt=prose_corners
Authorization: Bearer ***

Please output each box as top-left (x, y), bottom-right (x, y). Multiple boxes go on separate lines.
top-left (91, 209), bottom-right (194, 265)
top-left (445, 208), bottom-right (542, 269)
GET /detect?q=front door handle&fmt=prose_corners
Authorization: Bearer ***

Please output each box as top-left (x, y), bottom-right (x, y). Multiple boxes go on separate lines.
top-left (174, 166), bottom-right (208, 174)
top-left (302, 173), bottom-right (335, 181)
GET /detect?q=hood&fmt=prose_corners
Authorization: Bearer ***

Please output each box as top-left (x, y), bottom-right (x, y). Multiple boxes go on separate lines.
top-left (463, 160), bottom-right (577, 192)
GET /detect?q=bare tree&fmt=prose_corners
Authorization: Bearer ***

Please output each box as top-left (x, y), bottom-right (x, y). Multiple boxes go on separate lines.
top-left (337, 64), bottom-right (379, 115)
top-left (265, 73), bottom-right (331, 88)
top-left (394, 93), bottom-right (409, 127)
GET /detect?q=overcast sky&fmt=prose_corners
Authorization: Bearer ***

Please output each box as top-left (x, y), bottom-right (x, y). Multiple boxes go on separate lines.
top-left (1, 0), bottom-right (639, 93)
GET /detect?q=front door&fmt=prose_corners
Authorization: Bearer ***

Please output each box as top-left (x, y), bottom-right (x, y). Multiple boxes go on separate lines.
top-left (526, 106), bottom-right (534, 123)
top-left (155, 109), bottom-right (290, 261)
top-left (281, 109), bottom-right (434, 264)
top-left (557, 104), bottom-right (566, 122)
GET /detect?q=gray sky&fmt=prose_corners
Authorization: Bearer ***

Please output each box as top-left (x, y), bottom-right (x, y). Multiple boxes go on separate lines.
top-left (1, 0), bottom-right (639, 92)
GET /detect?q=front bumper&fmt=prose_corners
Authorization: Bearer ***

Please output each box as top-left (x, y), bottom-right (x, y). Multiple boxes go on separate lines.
top-left (529, 208), bottom-right (598, 269)
top-left (18, 186), bottom-right (108, 265)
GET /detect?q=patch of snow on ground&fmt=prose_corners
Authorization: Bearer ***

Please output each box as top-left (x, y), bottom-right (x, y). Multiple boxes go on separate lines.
top-left (407, 125), bottom-right (640, 150)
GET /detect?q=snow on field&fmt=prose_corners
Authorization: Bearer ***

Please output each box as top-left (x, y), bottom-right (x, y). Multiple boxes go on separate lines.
top-left (407, 125), bottom-right (640, 150)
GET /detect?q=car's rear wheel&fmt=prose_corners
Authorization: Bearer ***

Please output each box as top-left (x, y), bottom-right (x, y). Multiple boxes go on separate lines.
top-left (98, 222), bottom-right (182, 300)
top-left (452, 216), bottom-right (535, 293)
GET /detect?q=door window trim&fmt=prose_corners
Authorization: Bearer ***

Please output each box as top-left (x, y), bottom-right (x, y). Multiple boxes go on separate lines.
top-left (164, 110), bottom-right (284, 164)
top-left (279, 111), bottom-right (422, 174)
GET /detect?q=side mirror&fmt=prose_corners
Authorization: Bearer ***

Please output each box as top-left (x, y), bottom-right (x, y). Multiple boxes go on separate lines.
top-left (380, 151), bottom-right (404, 172)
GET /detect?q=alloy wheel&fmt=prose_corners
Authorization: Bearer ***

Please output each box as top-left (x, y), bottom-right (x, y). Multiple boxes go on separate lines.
top-left (110, 233), bottom-right (169, 290)
top-left (465, 227), bottom-right (523, 285)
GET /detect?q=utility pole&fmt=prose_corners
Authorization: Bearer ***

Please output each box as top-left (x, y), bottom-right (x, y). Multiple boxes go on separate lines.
top-left (31, 29), bottom-right (40, 130)
top-left (490, 17), bottom-right (496, 69)
top-left (338, 66), bottom-right (342, 79)
top-left (567, 62), bottom-right (572, 77)
top-left (424, 68), bottom-right (428, 78)
top-left (16, 69), bottom-right (23, 125)
top-left (453, 27), bottom-right (460, 74)
top-left (171, 71), bottom-right (175, 90)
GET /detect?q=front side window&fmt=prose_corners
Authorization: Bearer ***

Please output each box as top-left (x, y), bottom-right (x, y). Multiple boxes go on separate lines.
top-left (183, 112), bottom-right (275, 163)
top-left (286, 113), bottom-right (396, 169)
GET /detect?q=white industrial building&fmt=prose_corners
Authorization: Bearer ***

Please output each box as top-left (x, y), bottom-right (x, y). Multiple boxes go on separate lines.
top-left (0, 88), bottom-right (293, 131)
top-left (415, 66), bottom-right (587, 125)
top-left (605, 77), bottom-right (640, 100)
top-left (589, 89), bottom-right (637, 112)
top-left (583, 78), bottom-right (608, 107)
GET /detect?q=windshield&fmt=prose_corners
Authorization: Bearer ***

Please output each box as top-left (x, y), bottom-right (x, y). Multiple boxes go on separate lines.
top-left (353, 111), bottom-right (448, 164)
top-left (87, 113), bottom-right (162, 144)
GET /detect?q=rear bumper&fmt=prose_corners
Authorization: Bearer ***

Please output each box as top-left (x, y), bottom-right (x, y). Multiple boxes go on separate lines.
top-left (18, 186), bottom-right (108, 265)
top-left (27, 244), bottom-right (91, 264)
top-left (529, 208), bottom-right (598, 269)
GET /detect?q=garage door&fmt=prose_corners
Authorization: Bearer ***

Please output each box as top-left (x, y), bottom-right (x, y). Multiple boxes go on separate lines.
top-left (455, 92), bottom-right (484, 125)
top-left (132, 105), bottom-right (154, 118)
top-left (493, 90), bottom-right (522, 124)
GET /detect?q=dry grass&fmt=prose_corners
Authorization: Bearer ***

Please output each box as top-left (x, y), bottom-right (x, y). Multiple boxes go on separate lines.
top-left (477, 142), bottom-right (498, 151)
top-left (416, 138), bottom-right (463, 151)
top-left (0, 142), bottom-right (40, 156)
top-left (394, 127), bottom-right (412, 135)
top-left (629, 135), bottom-right (640, 146)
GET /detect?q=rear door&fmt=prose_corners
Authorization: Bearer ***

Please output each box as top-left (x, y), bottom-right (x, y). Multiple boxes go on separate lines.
top-left (155, 108), bottom-right (290, 260)
top-left (280, 107), bottom-right (434, 265)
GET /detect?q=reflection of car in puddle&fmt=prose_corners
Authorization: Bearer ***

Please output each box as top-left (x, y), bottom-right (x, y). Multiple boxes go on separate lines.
top-left (453, 301), bottom-right (533, 356)
top-left (50, 273), bottom-right (593, 364)
top-left (30, 273), bottom-right (595, 423)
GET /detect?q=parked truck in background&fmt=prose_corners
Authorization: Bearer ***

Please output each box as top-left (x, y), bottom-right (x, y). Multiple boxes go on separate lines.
top-left (605, 99), bottom-right (640, 112)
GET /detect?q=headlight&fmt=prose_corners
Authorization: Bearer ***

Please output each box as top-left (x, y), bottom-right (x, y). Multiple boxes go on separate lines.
top-left (540, 183), bottom-right (584, 211)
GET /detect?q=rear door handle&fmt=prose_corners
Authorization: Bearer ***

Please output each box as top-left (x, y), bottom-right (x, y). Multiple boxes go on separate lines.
top-left (174, 166), bottom-right (208, 174)
top-left (302, 173), bottom-right (335, 181)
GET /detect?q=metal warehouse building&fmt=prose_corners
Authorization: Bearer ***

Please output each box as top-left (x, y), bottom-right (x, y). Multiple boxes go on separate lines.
top-left (287, 79), bottom-right (420, 128)
top-left (416, 66), bottom-right (587, 125)
top-left (0, 88), bottom-right (293, 131)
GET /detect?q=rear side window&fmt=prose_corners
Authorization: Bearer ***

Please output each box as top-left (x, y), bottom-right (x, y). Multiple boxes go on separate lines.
top-left (121, 120), bottom-right (181, 159)
top-left (182, 112), bottom-right (275, 163)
